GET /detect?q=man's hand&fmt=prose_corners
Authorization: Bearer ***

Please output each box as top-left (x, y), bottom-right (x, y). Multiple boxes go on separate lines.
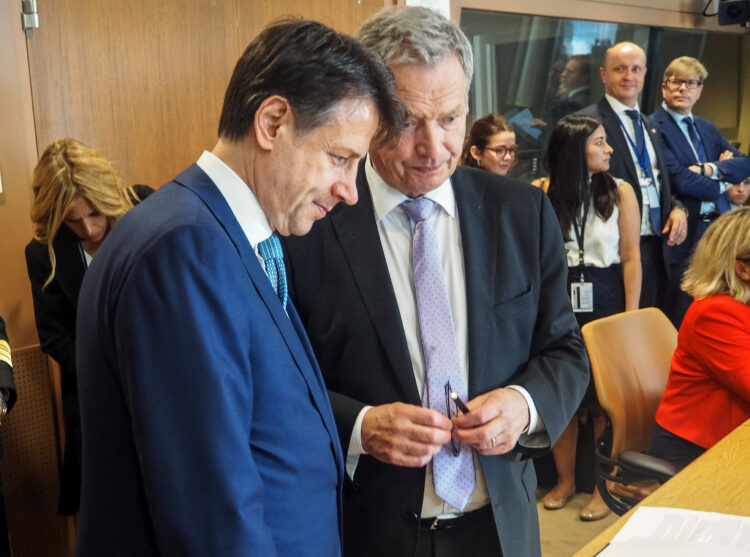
top-left (663, 207), bottom-right (688, 245)
top-left (719, 150), bottom-right (734, 161)
top-left (451, 388), bottom-right (530, 455)
top-left (361, 403), bottom-right (452, 467)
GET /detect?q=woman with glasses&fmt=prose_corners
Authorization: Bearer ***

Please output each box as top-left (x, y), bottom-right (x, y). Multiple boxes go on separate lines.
top-left (650, 207), bottom-right (750, 470)
top-left (25, 138), bottom-right (152, 515)
top-left (541, 114), bottom-right (642, 521)
top-left (460, 113), bottom-right (518, 176)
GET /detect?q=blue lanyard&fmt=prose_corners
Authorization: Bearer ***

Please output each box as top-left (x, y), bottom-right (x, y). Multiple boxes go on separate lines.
top-left (616, 114), bottom-right (652, 181)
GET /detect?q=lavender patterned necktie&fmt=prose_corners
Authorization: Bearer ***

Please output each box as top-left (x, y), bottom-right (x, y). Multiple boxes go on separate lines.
top-left (401, 197), bottom-right (475, 511)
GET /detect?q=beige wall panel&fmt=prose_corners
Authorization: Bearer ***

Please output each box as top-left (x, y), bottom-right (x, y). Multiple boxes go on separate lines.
top-left (26, 0), bottom-right (240, 190)
top-left (0, 6), bottom-right (42, 349)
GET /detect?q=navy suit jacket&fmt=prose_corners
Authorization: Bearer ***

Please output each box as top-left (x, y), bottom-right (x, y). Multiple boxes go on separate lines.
top-left (75, 165), bottom-right (344, 556)
top-left (651, 105), bottom-right (750, 253)
top-left (283, 164), bottom-right (588, 557)
top-left (580, 98), bottom-right (682, 272)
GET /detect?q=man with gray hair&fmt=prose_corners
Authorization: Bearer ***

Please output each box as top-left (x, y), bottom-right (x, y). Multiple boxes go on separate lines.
top-left (284, 7), bottom-right (588, 556)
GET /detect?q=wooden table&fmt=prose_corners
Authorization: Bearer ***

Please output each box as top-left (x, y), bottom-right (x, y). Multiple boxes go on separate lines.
top-left (574, 419), bottom-right (750, 556)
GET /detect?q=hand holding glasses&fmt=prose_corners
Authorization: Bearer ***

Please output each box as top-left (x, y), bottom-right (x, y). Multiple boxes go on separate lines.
top-left (444, 381), bottom-right (470, 456)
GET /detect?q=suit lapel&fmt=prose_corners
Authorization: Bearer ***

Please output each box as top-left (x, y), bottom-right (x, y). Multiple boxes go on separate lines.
top-left (655, 107), bottom-right (696, 166)
top-left (598, 98), bottom-right (640, 191)
top-left (643, 112), bottom-right (672, 216)
top-left (452, 169), bottom-right (496, 396)
top-left (173, 165), bottom-right (343, 460)
top-left (329, 166), bottom-right (421, 405)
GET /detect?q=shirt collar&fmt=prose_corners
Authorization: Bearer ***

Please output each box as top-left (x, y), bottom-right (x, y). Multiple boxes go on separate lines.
top-left (196, 150), bottom-right (273, 249)
top-left (605, 94), bottom-right (641, 117)
top-left (364, 154), bottom-right (457, 222)
top-left (662, 100), bottom-right (694, 124)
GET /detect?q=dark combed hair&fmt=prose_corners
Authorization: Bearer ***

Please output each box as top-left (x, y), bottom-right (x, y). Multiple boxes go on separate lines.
top-left (544, 114), bottom-right (618, 241)
top-left (218, 18), bottom-right (404, 143)
top-left (460, 113), bottom-right (514, 168)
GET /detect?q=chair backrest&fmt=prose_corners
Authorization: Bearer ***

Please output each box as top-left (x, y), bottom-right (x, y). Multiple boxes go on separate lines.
top-left (581, 308), bottom-right (677, 458)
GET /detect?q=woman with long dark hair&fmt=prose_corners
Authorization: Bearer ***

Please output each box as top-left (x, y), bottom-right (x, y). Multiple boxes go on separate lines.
top-left (542, 115), bottom-right (642, 521)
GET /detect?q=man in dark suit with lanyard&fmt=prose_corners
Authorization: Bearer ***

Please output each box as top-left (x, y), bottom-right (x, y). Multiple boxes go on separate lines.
top-left (284, 7), bottom-right (589, 557)
top-left (651, 55), bottom-right (750, 325)
top-left (579, 42), bottom-right (688, 322)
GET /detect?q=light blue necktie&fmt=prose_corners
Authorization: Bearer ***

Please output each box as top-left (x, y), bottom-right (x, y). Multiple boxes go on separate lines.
top-left (401, 197), bottom-right (475, 511)
top-left (257, 233), bottom-right (288, 309)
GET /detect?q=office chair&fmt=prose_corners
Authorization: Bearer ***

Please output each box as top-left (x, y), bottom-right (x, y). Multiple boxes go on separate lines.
top-left (581, 308), bottom-right (680, 515)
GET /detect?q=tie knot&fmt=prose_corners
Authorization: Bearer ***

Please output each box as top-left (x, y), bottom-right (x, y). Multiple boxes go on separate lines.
top-left (401, 197), bottom-right (436, 224)
top-left (258, 233), bottom-right (283, 262)
top-left (624, 109), bottom-right (640, 123)
top-left (683, 116), bottom-right (695, 127)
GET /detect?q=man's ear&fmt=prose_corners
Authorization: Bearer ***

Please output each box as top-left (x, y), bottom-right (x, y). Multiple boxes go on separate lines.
top-left (254, 95), bottom-right (293, 151)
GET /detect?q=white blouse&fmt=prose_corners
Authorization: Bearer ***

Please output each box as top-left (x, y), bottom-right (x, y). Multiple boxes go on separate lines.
top-left (565, 180), bottom-right (622, 269)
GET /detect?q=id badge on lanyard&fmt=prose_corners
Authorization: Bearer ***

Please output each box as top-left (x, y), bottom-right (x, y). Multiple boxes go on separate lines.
top-left (571, 201), bottom-right (593, 313)
top-left (571, 281), bottom-right (594, 312)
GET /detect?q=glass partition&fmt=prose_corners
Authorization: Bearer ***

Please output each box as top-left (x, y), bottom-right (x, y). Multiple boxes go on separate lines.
top-left (461, 9), bottom-right (744, 182)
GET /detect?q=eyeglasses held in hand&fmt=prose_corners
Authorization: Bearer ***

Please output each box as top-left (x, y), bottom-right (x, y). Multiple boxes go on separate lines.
top-left (444, 381), bottom-right (469, 456)
top-left (664, 78), bottom-right (702, 90)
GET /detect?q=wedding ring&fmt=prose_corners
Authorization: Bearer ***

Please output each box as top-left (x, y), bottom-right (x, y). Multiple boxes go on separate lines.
top-left (490, 437), bottom-right (496, 448)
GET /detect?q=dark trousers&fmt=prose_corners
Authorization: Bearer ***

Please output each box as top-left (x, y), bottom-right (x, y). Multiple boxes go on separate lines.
top-left (639, 236), bottom-right (673, 321)
top-left (414, 505), bottom-right (502, 557)
top-left (649, 422), bottom-right (706, 472)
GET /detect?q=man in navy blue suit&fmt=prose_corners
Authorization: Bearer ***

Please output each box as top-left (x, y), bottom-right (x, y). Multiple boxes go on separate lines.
top-left (74, 20), bottom-right (401, 556)
top-left (651, 55), bottom-right (750, 324)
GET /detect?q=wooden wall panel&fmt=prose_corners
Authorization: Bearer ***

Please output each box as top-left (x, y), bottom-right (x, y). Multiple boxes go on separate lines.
top-left (0, 5), bottom-right (40, 349)
top-left (26, 0), bottom-right (240, 190)
top-left (25, 0), bottom-right (388, 193)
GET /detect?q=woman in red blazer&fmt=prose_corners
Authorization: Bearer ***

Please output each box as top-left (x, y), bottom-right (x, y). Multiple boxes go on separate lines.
top-left (650, 207), bottom-right (750, 470)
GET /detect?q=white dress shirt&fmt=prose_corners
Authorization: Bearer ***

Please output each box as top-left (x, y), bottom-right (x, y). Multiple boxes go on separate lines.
top-left (605, 94), bottom-right (662, 236)
top-left (196, 151), bottom-right (274, 271)
top-left (347, 157), bottom-right (540, 517)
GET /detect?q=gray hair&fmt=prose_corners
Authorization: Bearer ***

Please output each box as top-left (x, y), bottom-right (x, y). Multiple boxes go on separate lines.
top-left (358, 7), bottom-right (474, 94)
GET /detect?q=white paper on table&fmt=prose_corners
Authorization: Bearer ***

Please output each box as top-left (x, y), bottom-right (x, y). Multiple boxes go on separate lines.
top-left (597, 506), bottom-right (750, 556)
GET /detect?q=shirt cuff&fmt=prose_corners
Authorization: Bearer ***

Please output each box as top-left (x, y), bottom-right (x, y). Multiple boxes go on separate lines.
top-left (348, 405), bottom-right (373, 455)
top-left (506, 385), bottom-right (544, 434)
top-left (707, 163), bottom-right (720, 180)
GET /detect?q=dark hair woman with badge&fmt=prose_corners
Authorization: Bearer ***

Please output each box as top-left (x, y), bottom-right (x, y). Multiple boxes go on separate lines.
top-left (542, 114), bottom-right (642, 521)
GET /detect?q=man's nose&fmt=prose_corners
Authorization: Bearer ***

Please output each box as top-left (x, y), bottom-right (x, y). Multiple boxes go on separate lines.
top-left (333, 168), bottom-right (359, 207)
top-left (414, 123), bottom-right (441, 160)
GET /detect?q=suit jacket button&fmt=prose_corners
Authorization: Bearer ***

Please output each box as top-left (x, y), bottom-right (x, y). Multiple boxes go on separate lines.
top-left (403, 511), bottom-right (419, 522)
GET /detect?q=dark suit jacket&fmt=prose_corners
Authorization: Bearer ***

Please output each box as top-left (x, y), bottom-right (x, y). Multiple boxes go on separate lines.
top-left (25, 184), bottom-right (153, 515)
top-left (75, 166), bottom-right (344, 556)
top-left (0, 317), bottom-right (16, 459)
top-left (651, 105), bottom-right (750, 254)
top-left (283, 164), bottom-right (588, 557)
